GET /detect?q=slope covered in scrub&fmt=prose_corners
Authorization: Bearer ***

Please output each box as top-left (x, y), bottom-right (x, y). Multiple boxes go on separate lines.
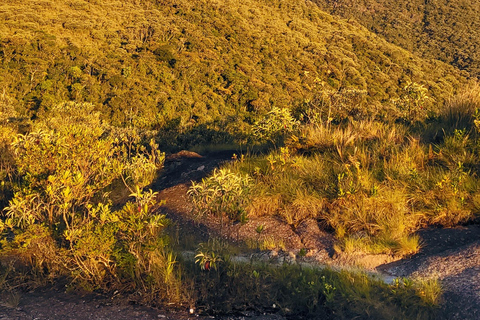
top-left (314, 0), bottom-right (480, 78)
top-left (0, 0), bottom-right (466, 131)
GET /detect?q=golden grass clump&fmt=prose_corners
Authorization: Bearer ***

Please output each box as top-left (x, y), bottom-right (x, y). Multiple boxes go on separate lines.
top-left (325, 189), bottom-right (422, 255)
top-left (246, 194), bottom-right (282, 217)
top-left (280, 191), bottom-right (324, 226)
top-left (441, 83), bottom-right (480, 132)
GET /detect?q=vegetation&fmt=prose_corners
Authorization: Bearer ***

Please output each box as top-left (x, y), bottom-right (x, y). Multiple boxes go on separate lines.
top-left (187, 238), bottom-right (440, 319)
top-left (196, 84), bottom-right (480, 256)
top-left (0, 0), bottom-right (468, 152)
top-left (0, 0), bottom-right (478, 318)
top-left (188, 168), bottom-right (251, 223)
top-left (314, 0), bottom-right (480, 77)
top-left (0, 102), bottom-right (185, 304)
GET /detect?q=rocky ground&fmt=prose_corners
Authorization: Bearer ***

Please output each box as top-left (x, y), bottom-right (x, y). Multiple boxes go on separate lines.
top-left (378, 225), bottom-right (480, 320)
top-left (0, 150), bottom-right (479, 319)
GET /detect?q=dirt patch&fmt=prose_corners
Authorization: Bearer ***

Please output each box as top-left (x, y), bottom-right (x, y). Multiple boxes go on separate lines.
top-left (0, 288), bottom-right (189, 320)
top-left (378, 225), bottom-right (480, 320)
top-left (3, 151), bottom-right (479, 319)
top-left (0, 288), bottom-right (286, 320)
top-left (228, 216), bottom-right (304, 249)
top-left (294, 219), bottom-right (335, 262)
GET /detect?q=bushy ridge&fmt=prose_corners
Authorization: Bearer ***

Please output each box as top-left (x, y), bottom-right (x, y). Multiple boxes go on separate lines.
top-left (315, 0), bottom-right (480, 77)
top-left (1, 0), bottom-right (478, 318)
top-left (0, 0), bottom-right (467, 136)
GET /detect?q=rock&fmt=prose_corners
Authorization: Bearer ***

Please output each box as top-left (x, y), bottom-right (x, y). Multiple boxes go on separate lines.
top-left (295, 219), bottom-right (335, 261)
top-left (166, 150), bottom-right (203, 161)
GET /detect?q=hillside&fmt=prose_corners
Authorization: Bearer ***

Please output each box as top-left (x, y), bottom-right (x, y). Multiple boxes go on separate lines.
top-left (314, 0), bottom-right (480, 78)
top-left (0, 0), bottom-right (467, 135)
top-left (2, 1), bottom-right (480, 318)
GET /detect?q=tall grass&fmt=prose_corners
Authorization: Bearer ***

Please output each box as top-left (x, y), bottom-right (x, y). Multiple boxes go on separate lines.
top-left (440, 83), bottom-right (480, 134)
top-left (204, 99), bottom-right (480, 256)
top-left (185, 246), bottom-right (439, 319)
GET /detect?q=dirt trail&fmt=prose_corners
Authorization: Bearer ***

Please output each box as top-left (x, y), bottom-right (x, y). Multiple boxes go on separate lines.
top-left (155, 151), bottom-right (480, 320)
top-left (378, 225), bottom-right (480, 320)
top-left (1, 151), bottom-right (479, 319)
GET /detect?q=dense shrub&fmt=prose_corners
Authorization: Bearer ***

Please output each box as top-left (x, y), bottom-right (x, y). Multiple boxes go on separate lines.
top-left (188, 168), bottom-right (251, 223)
top-left (0, 102), bottom-right (183, 303)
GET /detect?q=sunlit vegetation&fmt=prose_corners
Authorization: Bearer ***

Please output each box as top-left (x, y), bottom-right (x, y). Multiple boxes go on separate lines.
top-left (0, 102), bottom-right (184, 303)
top-left (205, 84), bottom-right (480, 256)
top-left (315, 0), bottom-right (480, 77)
top-left (0, 0), bottom-right (477, 318)
top-left (0, 0), bottom-right (467, 150)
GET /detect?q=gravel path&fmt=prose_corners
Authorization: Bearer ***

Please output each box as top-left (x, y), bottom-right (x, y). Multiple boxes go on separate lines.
top-left (378, 225), bottom-right (480, 320)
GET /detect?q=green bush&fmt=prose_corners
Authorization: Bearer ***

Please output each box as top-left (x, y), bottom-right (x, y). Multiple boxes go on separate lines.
top-left (252, 107), bottom-right (299, 146)
top-left (188, 168), bottom-right (251, 223)
top-left (0, 102), bottom-right (183, 303)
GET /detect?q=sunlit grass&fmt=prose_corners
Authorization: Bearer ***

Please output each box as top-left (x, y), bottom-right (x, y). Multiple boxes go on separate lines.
top-left (215, 100), bottom-right (480, 256)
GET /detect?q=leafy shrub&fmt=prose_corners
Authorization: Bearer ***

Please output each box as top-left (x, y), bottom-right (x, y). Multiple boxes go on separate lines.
top-left (296, 88), bottom-right (369, 124)
top-left (188, 168), bottom-right (251, 222)
top-left (0, 125), bottom-right (17, 210)
top-left (392, 82), bottom-right (432, 123)
top-left (252, 107), bottom-right (298, 146)
top-left (0, 102), bottom-right (183, 303)
top-left (5, 102), bottom-right (164, 229)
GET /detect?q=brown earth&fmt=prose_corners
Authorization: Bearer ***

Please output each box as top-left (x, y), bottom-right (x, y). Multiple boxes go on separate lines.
top-left (377, 224), bottom-right (480, 320)
top-left (1, 150), bottom-right (479, 319)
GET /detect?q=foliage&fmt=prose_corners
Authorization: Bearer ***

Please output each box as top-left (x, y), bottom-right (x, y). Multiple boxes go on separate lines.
top-left (295, 87), bottom-right (369, 124)
top-left (5, 102), bottom-right (164, 229)
top-left (0, 0), bottom-right (467, 147)
top-left (0, 0), bottom-right (477, 316)
top-left (187, 257), bottom-right (439, 319)
top-left (0, 125), bottom-right (16, 210)
top-left (392, 82), bottom-right (431, 123)
top-left (195, 239), bottom-right (227, 272)
top-left (226, 85), bottom-right (480, 255)
top-left (315, 0), bottom-right (480, 78)
top-left (0, 102), bottom-right (183, 303)
top-left (188, 168), bottom-right (251, 222)
top-left (252, 107), bottom-right (298, 145)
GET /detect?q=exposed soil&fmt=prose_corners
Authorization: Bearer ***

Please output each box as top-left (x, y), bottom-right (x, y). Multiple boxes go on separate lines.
top-left (377, 225), bottom-right (480, 320)
top-left (1, 150), bottom-right (479, 319)
top-left (0, 287), bottom-right (189, 320)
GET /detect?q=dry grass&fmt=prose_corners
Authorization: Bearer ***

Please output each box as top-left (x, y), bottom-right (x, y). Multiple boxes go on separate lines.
top-left (224, 94), bottom-right (480, 256)
top-left (441, 83), bottom-right (480, 133)
top-left (246, 194), bottom-right (282, 217)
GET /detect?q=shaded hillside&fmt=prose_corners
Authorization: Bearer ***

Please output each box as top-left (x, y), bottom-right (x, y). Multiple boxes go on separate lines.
top-left (0, 0), bottom-right (467, 132)
top-left (315, 0), bottom-right (480, 78)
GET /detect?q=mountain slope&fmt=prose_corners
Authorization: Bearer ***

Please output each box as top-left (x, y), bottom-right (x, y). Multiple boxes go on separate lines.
top-left (314, 0), bottom-right (480, 78)
top-left (0, 0), bottom-right (467, 130)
